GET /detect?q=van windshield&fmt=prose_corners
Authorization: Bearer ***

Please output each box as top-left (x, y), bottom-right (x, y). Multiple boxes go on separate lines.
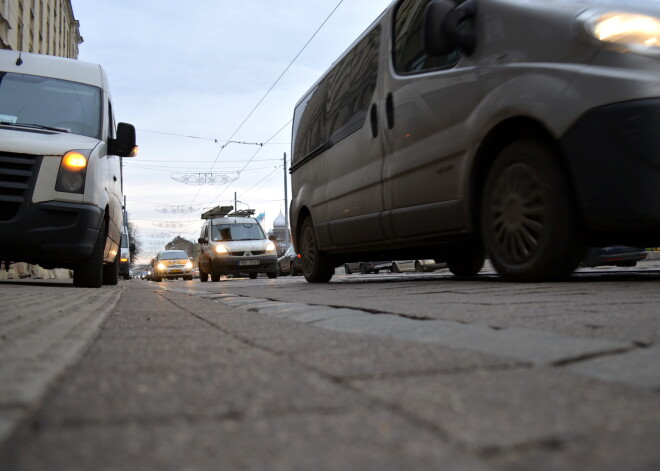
top-left (0, 72), bottom-right (102, 139)
top-left (212, 223), bottom-right (265, 241)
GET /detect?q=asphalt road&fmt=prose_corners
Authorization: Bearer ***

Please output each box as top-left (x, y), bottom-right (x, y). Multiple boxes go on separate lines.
top-left (1, 260), bottom-right (659, 470)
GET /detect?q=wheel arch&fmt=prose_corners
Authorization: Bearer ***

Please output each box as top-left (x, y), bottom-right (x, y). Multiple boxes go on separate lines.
top-left (469, 117), bottom-right (581, 232)
top-left (293, 206), bottom-right (312, 253)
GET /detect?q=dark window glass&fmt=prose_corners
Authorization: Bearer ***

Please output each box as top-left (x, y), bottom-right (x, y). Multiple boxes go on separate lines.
top-left (212, 223), bottom-right (265, 241)
top-left (292, 26), bottom-right (381, 166)
top-left (0, 72), bottom-right (102, 138)
top-left (393, 0), bottom-right (460, 74)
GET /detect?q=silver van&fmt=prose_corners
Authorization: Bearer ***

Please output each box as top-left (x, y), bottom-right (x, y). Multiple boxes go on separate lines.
top-left (0, 51), bottom-right (136, 287)
top-left (290, 0), bottom-right (660, 282)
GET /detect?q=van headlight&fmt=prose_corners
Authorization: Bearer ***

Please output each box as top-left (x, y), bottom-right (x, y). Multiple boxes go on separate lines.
top-left (185, 261), bottom-right (193, 269)
top-left (582, 11), bottom-right (660, 56)
top-left (266, 241), bottom-right (276, 253)
top-left (214, 244), bottom-right (228, 254)
top-left (56, 150), bottom-right (89, 194)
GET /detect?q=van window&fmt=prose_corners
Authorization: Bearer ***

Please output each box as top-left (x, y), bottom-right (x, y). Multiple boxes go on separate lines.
top-left (393, 0), bottom-right (460, 74)
top-left (0, 72), bottom-right (102, 138)
top-left (291, 26), bottom-right (380, 167)
top-left (120, 233), bottom-right (128, 248)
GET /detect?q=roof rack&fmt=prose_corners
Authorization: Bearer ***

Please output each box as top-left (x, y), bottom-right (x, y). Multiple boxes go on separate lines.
top-left (201, 205), bottom-right (233, 219)
top-left (229, 209), bottom-right (256, 217)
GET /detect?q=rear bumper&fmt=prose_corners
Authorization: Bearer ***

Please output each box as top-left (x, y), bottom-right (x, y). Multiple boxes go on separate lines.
top-left (561, 98), bottom-right (660, 244)
top-left (0, 201), bottom-right (102, 268)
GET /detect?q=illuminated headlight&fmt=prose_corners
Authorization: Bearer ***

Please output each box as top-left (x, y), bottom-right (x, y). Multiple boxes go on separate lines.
top-left (266, 241), bottom-right (276, 253)
top-left (185, 261), bottom-right (193, 269)
top-left (56, 150), bottom-right (89, 194)
top-left (582, 11), bottom-right (660, 56)
top-left (157, 263), bottom-right (166, 270)
top-left (214, 244), bottom-right (228, 254)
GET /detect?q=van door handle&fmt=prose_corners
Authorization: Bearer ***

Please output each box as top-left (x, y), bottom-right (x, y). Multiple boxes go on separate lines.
top-left (385, 93), bottom-right (394, 129)
top-left (370, 104), bottom-right (378, 138)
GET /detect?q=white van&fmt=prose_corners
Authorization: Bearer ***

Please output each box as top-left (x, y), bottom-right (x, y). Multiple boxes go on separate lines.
top-left (197, 206), bottom-right (278, 281)
top-left (119, 225), bottom-right (131, 280)
top-left (290, 0), bottom-right (660, 282)
top-left (0, 51), bottom-right (136, 287)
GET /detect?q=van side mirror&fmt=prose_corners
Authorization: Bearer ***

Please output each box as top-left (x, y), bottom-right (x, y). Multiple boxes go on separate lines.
top-left (113, 122), bottom-right (137, 157)
top-left (198, 237), bottom-right (208, 244)
top-left (269, 235), bottom-right (277, 241)
top-left (424, 0), bottom-right (477, 56)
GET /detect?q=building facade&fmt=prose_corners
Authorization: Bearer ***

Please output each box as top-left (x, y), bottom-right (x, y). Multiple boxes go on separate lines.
top-left (0, 0), bottom-right (82, 58)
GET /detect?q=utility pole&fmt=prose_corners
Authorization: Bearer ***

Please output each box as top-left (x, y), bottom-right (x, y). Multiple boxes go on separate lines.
top-left (284, 153), bottom-right (290, 248)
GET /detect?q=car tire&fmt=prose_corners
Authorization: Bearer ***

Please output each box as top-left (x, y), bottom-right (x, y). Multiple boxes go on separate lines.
top-left (211, 273), bottom-right (221, 282)
top-left (73, 218), bottom-right (106, 288)
top-left (300, 216), bottom-right (334, 283)
top-left (102, 250), bottom-right (120, 285)
top-left (267, 271), bottom-right (277, 279)
top-left (290, 262), bottom-right (297, 276)
top-left (360, 263), bottom-right (368, 275)
top-left (481, 139), bottom-right (584, 281)
top-left (446, 243), bottom-right (486, 277)
top-left (199, 267), bottom-right (209, 282)
top-left (344, 264), bottom-right (352, 275)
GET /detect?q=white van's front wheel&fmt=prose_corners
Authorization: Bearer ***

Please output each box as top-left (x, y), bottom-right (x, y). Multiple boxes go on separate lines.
top-left (73, 218), bottom-right (106, 288)
top-left (481, 139), bottom-right (584, 281)
top-left (300, 216), bottom-right (334, 283)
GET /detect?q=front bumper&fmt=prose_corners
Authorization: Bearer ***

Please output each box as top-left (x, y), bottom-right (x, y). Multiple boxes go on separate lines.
top-left (561, 98), bottom-right (660, 245)
top-left (155, 267), bottom-right (193, 278)
top-left (211, 254), bottom-right (278, 275)
top-left (0, 201), bottom-right (103, 268)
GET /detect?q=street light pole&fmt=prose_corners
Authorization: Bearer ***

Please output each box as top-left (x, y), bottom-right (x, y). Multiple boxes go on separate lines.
top-left (284, 152), bottom-right (289, 248)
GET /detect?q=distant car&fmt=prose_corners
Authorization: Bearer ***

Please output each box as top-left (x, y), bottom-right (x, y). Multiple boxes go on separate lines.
top-left (153, 250), bottom-right (194, 281)
top-left (581, 246), bottom-right (647, 268)
top-left (391, 260), bottom-right (444, 273)
top-left (278, 245), bottom-right (303, 276)
top-left (344, 261), bottom-right (392, 275)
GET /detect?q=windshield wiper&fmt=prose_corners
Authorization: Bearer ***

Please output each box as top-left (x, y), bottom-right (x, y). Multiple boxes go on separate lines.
top-left (0, 122), bottom-right (70, 133)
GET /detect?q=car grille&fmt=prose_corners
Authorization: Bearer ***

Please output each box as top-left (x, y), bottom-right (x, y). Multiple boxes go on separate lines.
top-left (229, 250), bottom-right (266, 256)
top-left (0, 152), bottom-right (41, 221)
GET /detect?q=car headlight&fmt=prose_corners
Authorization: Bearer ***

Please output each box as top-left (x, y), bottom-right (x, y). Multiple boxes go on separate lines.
top-left (582, 11), bottom-right (660, 56)
top-left (56, 150), bottom-right (89, 194)
top-left (157, 263), bottom-right (165, 270)
top-left (266, 241), bottom-right (276, 253)
top-left (185, 261), bottom-right (193, 269)
top-left (214, 244), bottom-right (228, 254)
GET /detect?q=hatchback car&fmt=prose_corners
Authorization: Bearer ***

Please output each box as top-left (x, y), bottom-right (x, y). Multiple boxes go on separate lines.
top-left (153, 250), bottom-right (194, 281)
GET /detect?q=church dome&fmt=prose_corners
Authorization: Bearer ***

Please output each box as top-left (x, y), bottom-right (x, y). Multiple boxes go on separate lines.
top-left (273, 212), bottom-right (286, 228)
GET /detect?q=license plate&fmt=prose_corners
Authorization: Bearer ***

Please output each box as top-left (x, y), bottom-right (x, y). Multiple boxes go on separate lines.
top-left (170, 270), bottom-right (182, 274)
top-left (239, 260), bottom-right (259, 266)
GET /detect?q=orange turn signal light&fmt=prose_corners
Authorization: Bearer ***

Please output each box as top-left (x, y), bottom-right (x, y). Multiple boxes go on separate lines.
top-left (62, 151), bottom-right (87, 171)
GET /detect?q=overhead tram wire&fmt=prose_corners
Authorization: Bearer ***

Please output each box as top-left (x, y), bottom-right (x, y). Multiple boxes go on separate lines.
top-left (186, 0), bottom-right (346, 208)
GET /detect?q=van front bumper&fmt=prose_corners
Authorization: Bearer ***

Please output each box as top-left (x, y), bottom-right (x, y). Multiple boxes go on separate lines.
top-left (0, 201), bottom-right (102, 268)
top-left (211, 254), bottom-right (278, 275)
top-left (561, 98), bottom-right (660, 244)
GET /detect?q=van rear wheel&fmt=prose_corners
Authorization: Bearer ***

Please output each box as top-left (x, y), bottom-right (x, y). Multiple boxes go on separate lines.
top-left (481, 139), bottom-right (584, 281)
top-left (300, 216), bottom-right (334, 283)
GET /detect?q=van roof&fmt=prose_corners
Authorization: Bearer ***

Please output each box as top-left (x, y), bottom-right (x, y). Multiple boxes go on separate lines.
top-left (0, 50), bottom-right (107, 89)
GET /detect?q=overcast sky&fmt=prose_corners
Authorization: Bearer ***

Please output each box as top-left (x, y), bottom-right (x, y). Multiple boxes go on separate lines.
top-left (72, 0), bottom-right (392, 263)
